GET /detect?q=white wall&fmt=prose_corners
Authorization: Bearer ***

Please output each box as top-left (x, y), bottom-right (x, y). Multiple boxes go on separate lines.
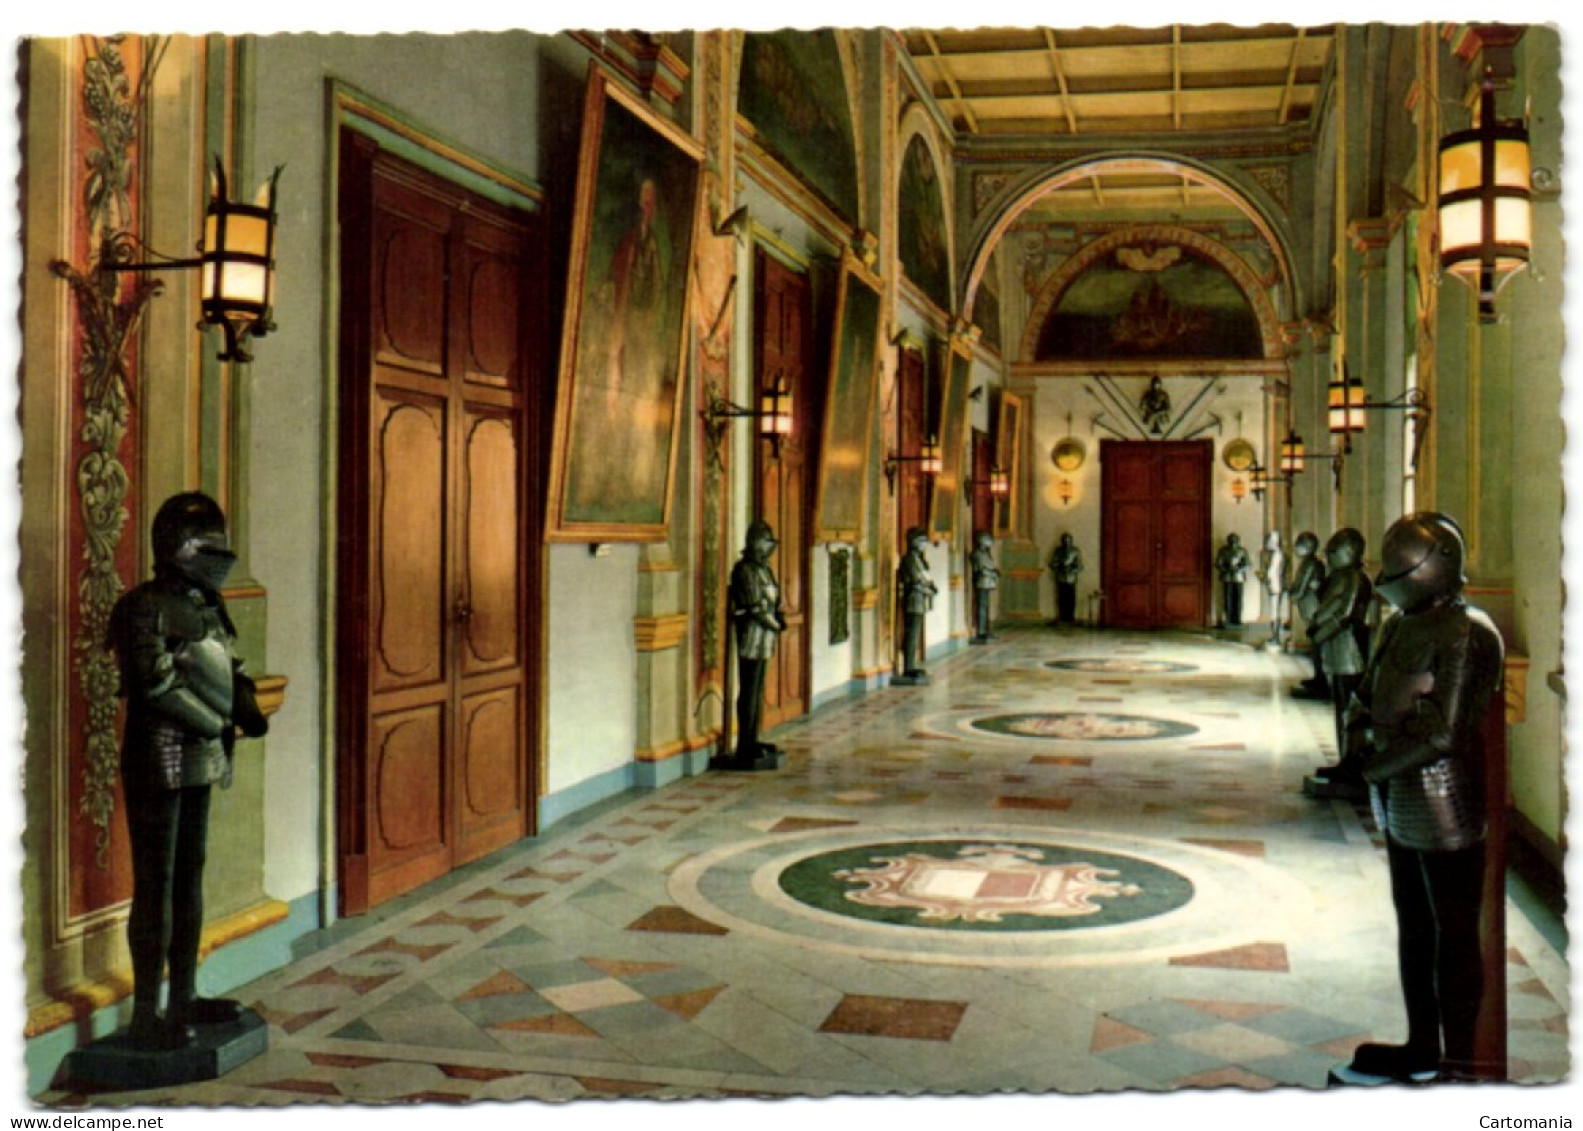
top-left (546, 545), bottom-right (640, 793)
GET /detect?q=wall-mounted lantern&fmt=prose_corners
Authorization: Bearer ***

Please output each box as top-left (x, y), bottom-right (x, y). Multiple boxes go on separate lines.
top-left (1438, 69), bottom-right (1532, 322)
top-left (58, 156), bottom-right (284, 363)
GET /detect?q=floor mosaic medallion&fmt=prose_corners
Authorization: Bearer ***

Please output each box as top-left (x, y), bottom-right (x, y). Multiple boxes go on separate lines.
top-left (669, 824), bottom-right (1314, 968)
top-left (971, 712), bottom-right (1199, 741)
top-left (1046, 658), bottom-right (1199, 674)
top-left (778, 839), bottom-right (1194, 931)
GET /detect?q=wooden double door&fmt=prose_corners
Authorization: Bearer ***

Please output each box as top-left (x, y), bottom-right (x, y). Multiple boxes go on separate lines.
top-left (753, 251), bottom-right (810, 731)
top-left (1101, 440), bottom-right (1211, 628)
top-left (336, 135), bottom-right (543, 914)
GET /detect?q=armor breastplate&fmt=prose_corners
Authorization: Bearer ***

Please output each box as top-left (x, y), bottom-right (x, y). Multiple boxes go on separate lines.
top-left (111, 577), bottom-right (238, 790)
top-left (1362, 604), bottom-right (1502, 852)
top-left (181, 633), bottom-right (236, 717)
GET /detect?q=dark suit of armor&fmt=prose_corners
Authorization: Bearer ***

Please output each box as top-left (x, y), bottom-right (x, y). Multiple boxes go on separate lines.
top-left (896, 528), bottom-right (937, 681)
top-left (1339, 513), bottom-right (1504, 1084)
top-left (1049, 534), bottom-right (1082, 625)
top-left (728, 520), bottom-right (786, 769)
top-left (108, 493), bottom-right (266, 1050)
top-left (970, 533), bottom-right (999, 642)
top-left (1288, 531), bottom-right (1329, 697)
top-left (1214, 534), bottom-right (1251, 626)
top-left (1308, 528), bottom-right (1371, 788)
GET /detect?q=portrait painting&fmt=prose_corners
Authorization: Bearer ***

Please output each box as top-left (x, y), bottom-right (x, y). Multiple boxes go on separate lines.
top-left (929, 334), bottom-right (973, 542)
top-left (898, 132), bottom-right (950, 312)
top-left (547, 64), bottom-right (704, 541)
top-left (813, 249), bottom-right (884, 543)
top-left (737, 29), bottom-right (859, 222)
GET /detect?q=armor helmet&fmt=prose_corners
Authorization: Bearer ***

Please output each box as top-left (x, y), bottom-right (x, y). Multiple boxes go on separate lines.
top-left (1376, 512), bottom-right (1466, 612)
top-left (151, 491), bottom-right (236, 591)
top-left (976, 532), bottom-right (992, 549)
top-left (745, 519), bottom-right (777, 562)
top-left (907, 526), bottom-right (929, 552)
top-left (1324, 527), bottom-right (1365, 571)
top-left (1294, 531), bottom-right (1319, 557)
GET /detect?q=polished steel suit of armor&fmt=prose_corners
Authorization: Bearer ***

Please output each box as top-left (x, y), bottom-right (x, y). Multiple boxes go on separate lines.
top-left (728, 520), bottom-right (786, 767)
top-left (970, 533), bottom-right (999, 642)
top-left (108, 492), bottom-right (267, 1051)
top-left (1259, 531), bottom-right (1286, 645)
top-left (1048, 533), bottom-right (1082, 624)
top-left (1339, 512), bottom-right (1504, 1085)
top-left (897, 527), bottom-right (937, 679)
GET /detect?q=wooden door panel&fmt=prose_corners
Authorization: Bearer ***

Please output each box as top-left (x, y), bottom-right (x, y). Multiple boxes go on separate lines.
top-left (372, 707), bottom-right (447, 851)
top-left (372, 390), bottom-right (448, 693)
top-left (461, 412), bottom-right (521, 675)
top-left (461, 249), bottom-right (520, 388)
top-left (1110, 500), bottom-right (1155, 580)
top-left (372, 177), bottom-right (450, 375)
top-left (1158, 500), bottom-right (1204, 579)
top-left (456, 685), bottom-right (525, 862)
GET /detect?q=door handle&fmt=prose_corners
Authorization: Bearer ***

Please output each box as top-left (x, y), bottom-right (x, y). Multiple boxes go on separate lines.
top-left (454, 600), bottom-right (473, 624)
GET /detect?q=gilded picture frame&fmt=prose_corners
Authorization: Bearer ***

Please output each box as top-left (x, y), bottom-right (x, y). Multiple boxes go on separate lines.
top-left (547, 64), bottom-right (705, 542)
top-left (812, 248), bottom-right (885, 544)
top-left (928, 333), bottom-right (973, 542)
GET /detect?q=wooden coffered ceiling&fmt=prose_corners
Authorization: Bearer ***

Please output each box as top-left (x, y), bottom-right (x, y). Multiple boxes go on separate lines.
top-left (901, 24), bottom-right (1336, 139)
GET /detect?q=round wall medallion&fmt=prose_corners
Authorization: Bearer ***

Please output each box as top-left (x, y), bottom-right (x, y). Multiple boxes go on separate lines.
top-left (1046, 658), bottom-right (1198, 674)
top-left (1222, 438), bottom-right (1257, 472)
top-left (778, 839), bottom-right (1194, 932)
top-left (1052, 437), bottom-right (1086, 471)
top-left (971, 711), bottom-right (1199, 740)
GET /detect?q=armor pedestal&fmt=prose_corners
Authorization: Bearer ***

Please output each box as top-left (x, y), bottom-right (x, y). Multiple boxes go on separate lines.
top-left (60, 1008), bottom-right (267, 1092)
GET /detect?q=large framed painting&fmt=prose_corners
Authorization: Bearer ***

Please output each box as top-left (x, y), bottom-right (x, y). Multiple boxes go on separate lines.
top-left (812, 249), bottom-right (884, 543)
top-left (547, 65), bottom-right (704, 541)
top-left (994, 389), bottom-right (1023, 538)
top-left (929, 334), bottom-right (973, 543)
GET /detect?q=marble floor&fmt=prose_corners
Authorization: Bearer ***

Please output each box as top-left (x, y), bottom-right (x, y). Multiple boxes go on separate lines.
top-left (43, 627), bottom-right (1571, 1120)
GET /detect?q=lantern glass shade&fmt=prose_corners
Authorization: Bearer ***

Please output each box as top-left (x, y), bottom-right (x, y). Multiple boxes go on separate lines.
top-left (920, 438), bottom-right (942, 477)
top-left (1058, 478), bottom-right (1074, 504)
top-left (1328, 373), bottom-right (1366, 435)
top-left (1280, 432), bottom-right (1305, 474)
top-left (198, 161), bottom-right (281, 358)
top-left (1231, 476), bottom-right (1247, 502)
top-left (1436, 79), bottom-right (1532, 293)
top-left (990, 468), bottom-right (1009, 497)
top-left (759, 386), bottom-right (793, 436)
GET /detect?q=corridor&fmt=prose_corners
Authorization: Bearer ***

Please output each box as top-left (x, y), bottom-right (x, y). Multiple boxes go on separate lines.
top-left (46, 628), bottom-right (1568, 1105)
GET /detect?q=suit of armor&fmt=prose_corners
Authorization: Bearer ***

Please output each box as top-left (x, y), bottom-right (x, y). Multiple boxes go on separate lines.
top-left (108, 492), bottom-right (266, 1050)
top-left (1259, 532), bottom-right (1286, 645)
top-left (1049, 534), bottom-right (1082, 624)
top-left (1214, 534), bottom-right (1251, 626)
top-left (970, 533), bottom-right (999, 642)
top-left (1288, 531), bottom-right (1330, 698)
top-left (897, 528), bottom-right (937, 679)
top-left (1339, 513), bottom-right (1504, 1084)
top-left (728, 521), bottom-right (786, 767)
top-left (1306, 528), bottom-right (1372, 791)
